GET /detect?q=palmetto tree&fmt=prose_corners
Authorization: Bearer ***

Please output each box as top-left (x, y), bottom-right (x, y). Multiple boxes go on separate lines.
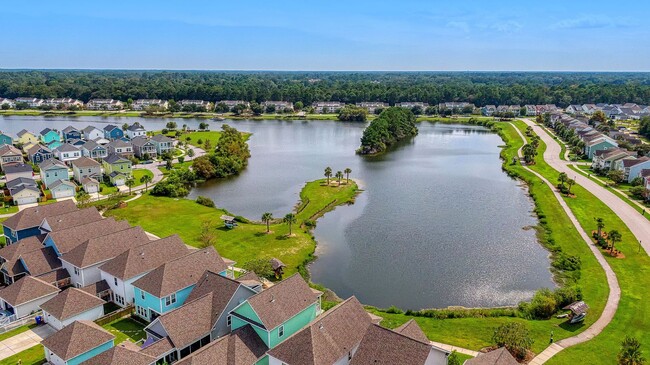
top-left (567, 179), bottom-right (576, 195)
top-left (558, 172), bottom-right (568, 190)
top-left (608, 230), bottom-right (622, 252)
top-left (618, 336), bottom-right (646, 365)
top-left (187, 148), bottom-right (195, 161)
top-left (335, 171), bottom-right (343, 186)
top-left (324, 167), bottom-right (332, 185)
top-left (261, 212), bottom-right (273, 233)
top-left (283, 213), bottom-right (297, 236)
top-left (595, 217), bottom-right (605, 238)
top-left (140, 174), bottom-right (152, 191)
top-left (344, 168), bottom-right (352, 184)
top-left (125, 177), bottom-right (135, 195)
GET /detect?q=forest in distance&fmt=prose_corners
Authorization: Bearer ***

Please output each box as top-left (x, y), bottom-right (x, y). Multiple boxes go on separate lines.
top-left (1, 70), bottom-right (650, 107)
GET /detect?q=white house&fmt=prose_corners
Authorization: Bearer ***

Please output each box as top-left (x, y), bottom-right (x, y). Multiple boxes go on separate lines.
top-left (40, 287), bottom-right (105, 330)
top-left (125, 123), bottom-right (147, 139)
top-left (55, 144), bottom-right (82, 164)
top-left (0, 276), bottom-right (59, 319)
top-left (50, 180), bottom-right (77, 199)
top-left (82, 126), bottom-right (104, 141)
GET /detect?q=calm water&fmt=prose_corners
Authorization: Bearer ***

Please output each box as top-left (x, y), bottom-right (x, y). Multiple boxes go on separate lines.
top-left (0, 115), bottom-right (554, 309)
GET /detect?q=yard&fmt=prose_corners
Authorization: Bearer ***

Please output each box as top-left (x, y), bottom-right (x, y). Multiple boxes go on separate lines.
top-left (132, 169), bottom-right (154, 187)
top-left (0, 345), bottom-right (45, 365)
top-left (183, 130), bottom-right (222, 148)
top-left (102, 317), bottom-right (147, 345)
top-left (104, 179), bottom-right (358, 277)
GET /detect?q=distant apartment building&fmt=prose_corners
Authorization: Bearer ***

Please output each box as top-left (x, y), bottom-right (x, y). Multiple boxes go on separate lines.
top-left (438, 102), bottom-right (473, 111)
top-left (132, 99), bottom-right (168, 111)
top-left (216, 100), bottom-right (249, 109)
top-left (356, 102), bottom-right (388, 114)
top-left (262, 101), bottom-right (293, 112)
top-left (0, 98), bottom-right (15, 108)
top-left (312, 101), bottom-right (346, 113)
top-left (397, 101), bottom-right (429, 109)
top-left (43, 98), bottom-right (84, 108)
top-left (86, 99), bottom-right (124, 111)
top-left (179, 100), bottom-right (210, 110)
top-left (14, 97), bottom-right (44, 108)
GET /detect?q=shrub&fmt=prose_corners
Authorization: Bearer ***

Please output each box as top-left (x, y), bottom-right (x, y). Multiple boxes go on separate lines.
top-left (521, 288), bottom-right (557, 319)
top-left (384, 305), bottom-right (404, 314)
top-left (629, 186), bottom-right (646, 199)
top-left (552, 254), bottom-right (581, 272)
top-left (234, 215), bottom-right (250, 224)
top-left (196, 196), bottom-right (215, 207)
top-left (554, 286), bottom-right (582, 308)
top-left (492, 323), bottom-right (534, 361)
top-left (303, 219), bottom-right (316, 228)
top-left (630, 177), bottom-right (644, 186)
top-left (241, 258), bottom-right (275, 280)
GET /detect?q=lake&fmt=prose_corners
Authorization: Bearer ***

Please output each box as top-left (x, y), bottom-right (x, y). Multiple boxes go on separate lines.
top-left (0, 115), bottom-right (554, 309)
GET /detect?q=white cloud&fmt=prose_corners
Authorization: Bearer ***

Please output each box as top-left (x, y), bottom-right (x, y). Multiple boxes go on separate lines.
top-left (550, 15), bottom-right (633, 30)
top-left (490, 20), bottom-right (523, 33)
top-left (446, 21), bottom-right (470, 33)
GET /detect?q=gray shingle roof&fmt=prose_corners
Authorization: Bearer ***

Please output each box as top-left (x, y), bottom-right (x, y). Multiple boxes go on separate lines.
top-left (79, 342), bottom-right (156, 365)
top-left (44, 217), bottom-right (131, 255)
top-left (103, 153), bottom-right (129, 164)
top-left (4, 163), bottom-right (33, 174)
top-left (175, 325), bottom-right (267, 365)
top-left (60, 226), bottom-right (150, 268)
top-left (349, 324), bottom-right (443, 365)
top-left (71, 157), bottom-right (100, 168)
top-left (0, 275), bottom-right (59, 306)
top-left (41, 321), bottom-right (114, 361)
top-left (39, 158), bottom-right (67, 171)
top-left (465, 347), bottom-right (519, 365)
top-left (39, 287), bottom-right (105, 321)
top-left (42, 207), bottom-right (103, 232)
top-left (2, 200), bottom-right (77, 231)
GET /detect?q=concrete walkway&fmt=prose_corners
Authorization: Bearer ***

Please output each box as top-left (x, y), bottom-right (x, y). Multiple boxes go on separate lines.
top-left (430, 341), bottom-right (478, 357)
top-left (511, 123), bottom-right (621, 365)
top-left (523, 118), bottom-right (650, 254)
top-left (0, 325), bottom-right (56, 361)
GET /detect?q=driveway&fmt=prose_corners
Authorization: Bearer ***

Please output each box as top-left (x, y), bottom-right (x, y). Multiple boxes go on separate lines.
top-left (522, 118), bottom-right (650, 254)
top-left (0, 325), bottom-right (56, 361)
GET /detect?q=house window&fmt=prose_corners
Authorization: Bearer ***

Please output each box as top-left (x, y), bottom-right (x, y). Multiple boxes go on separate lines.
top-left (74, 267), bottom-right (80, 276)
top-left (227, 315), bottom-right (231, 327)
top-left (140, 290), bottom-right (145, 300)
top-left (114, 277), bottom-right (118, 286)
top-left (278, 325), bottom-right (284, 338)
top-left (348, 351), bottom-right (353, 360)
top-left (165, 293), bottom-right (176, 306)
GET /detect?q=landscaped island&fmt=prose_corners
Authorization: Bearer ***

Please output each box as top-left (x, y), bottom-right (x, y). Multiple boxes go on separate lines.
top-left (357, 107), bottom-right (418, 155)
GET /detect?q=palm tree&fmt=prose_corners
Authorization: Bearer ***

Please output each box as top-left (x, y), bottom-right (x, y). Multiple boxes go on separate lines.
top-left (187, 148), bottom-right (195, 161)
top-left (283, 213), bottom-right (296, 236)
top-left (261, 212), bottom-right (273, 233)
top-left (344, 168), bottom-right (352, 184)
top-left (335, 171), bottom-right (343, 186)
top-left (140, 174), bottom-right (153, 191)
top-left (608, 230), bottom-right (622, 252)
top-left (618, 336), bottom-right (645, 365)
top-left (567, 179), bottom-right (576, 195)
top-left (558, 172), bottom-right (568, 190)
top-left (324, 167), bottom-right (332, 185)
top-left (125, 177), bottom-right (135, 195)
top-left (595, 217), bottom-right (605, 238)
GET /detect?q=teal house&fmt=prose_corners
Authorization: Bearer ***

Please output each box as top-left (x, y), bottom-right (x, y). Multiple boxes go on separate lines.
top-left (39, 128), bottom-right (63, 150)
top-left (230, 274), bottom-right (322, 349)
top-left (584, 135), bottom-right (618, 160)
top-left (41, 320), bottom-right (114, 365)
top-left (132, 247), bottom-right (230, 322)
top-left (0, 132), bottom-right (12, 146)
top-left (39, 158), bottom-right (69, 189)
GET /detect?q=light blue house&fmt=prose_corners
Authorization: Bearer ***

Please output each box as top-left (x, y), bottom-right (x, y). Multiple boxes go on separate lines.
top-left (230, 274), bottom-right (322, 349)
top-left (132, 247), bottom-right (230, 322)
top-left (39, 128), bottom-right (63, 149)
top-left (0, 132), bottom-right (12, 146)
top-left (103, 125), bottom-right (124, 140)
top-left (39, 158), bottom-right (70, 189)
top-left (584, 135), bottom-right (618, 159)
top-left (42, 320), bottom-right (114, 365)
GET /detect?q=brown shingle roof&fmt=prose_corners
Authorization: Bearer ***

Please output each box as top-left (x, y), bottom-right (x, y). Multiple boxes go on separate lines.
top-left (175, 325), bottom-right (267, 365)
top-left (60, 226), bottom-right (151, 268)
top-left (394, 319), bottom-right (429, 343)
top-left (45, 218), bottom-right (131, 255)
top-left (0, 236), bottom-right (44, 276)
top-left (18, 247), bottom-right (61, 276)
top-left (267, 296), bottom-right (372, 365)
top-left (244, 274), bottom-right (320, 330)
top-left (465, 347), bottom-right (519, 365)
top-left (98, 235), bottom-right (190, 280)
top-left (236, 271), bottom-right (262, 289)
top-left (71, 157), bottom-right (101, 168)
top-left (155, 271), bottom-right (244, 349)
top-left (0, 275), bottom-right (59, 306)
top-left (79, 342), bottom-right (156, 365)
top-left (42, 207), bottom-right (103, 232)
top-left (132, 247), bottom-right (228, 298)
top-left (40, 288), bottom-right (105, 321)
top-left (80, 280), bottom-right (111, 296)
top-left (140, 337), bottom-right (175, 357)
top-left (41, 320), bottom-right (114, 361)
top-left (349, 324), bottom-right (444, 365)
top-left (2, 200), bottom-right (77, 231)
top-left (36, 268), bottom-right (71, 286)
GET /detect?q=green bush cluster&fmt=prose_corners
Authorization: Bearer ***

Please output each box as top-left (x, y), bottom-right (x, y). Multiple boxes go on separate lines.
top-left (358, 107), bottom-right (418, 154)
top-left (518, 286), bottom-right (582, 320)
top-left (195, 196), bottom-right (215, 207)
top-left (192, 124), bottom-right (250, 179)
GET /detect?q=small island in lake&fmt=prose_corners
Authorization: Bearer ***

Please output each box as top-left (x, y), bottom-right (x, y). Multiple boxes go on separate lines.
top-left (357, 107), bottom-right (418, 155)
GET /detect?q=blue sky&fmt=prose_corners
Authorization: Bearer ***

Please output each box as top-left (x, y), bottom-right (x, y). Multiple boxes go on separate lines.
top-left (1, 0), bottom-right (648, 71)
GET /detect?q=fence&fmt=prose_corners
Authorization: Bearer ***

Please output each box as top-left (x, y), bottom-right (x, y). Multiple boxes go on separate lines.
top-left (0, 311), bottom-right (41, 334)
top-left (94, 305), bottom-right (134, 326)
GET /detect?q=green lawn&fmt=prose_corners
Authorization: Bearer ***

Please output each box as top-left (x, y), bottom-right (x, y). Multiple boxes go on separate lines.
top-left (99, 182), bottom-right (119, 196)
top-left (105, 179), bottom-right (358, 276)
top-left (102, 317), bottom-right (146, 345)
top-left (181, 131), bottom-right (222, 149)
top-left (0, 324), bottom-right (37, 342)
top-left (132, 169), bottom-right (154, 187)
top-left (0, 345), bottom-right (45, 365)
top-left (0, 204), bottom-right (19, 214)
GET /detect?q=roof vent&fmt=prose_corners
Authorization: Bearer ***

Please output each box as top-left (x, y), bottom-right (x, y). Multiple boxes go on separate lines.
top-left (270, 294), bottom-right (275, 303)
top-left (319, 322), bottom-right (324, 330)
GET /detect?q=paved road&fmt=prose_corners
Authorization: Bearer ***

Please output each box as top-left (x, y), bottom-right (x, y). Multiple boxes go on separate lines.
top-left (522, 118), bottom-right (650, 254)
top-left (0, 325), bottom-right (56, 361)
top-left (510, 124), bottom-right (620, 365)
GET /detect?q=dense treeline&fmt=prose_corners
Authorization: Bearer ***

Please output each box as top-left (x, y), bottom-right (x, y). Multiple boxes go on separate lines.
top-left (358, 107), bottom-right (418, 155)
top-left (1, 71), bottom-right (650, 107)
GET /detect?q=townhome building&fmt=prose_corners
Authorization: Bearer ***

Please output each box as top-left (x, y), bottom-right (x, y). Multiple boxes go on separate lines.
top-left (179, 100), bottom-right (210, 111)
top-left (132, 99), bottom-right (169, 111)
top-left (262, 101), bottom-right (293, 112)
top-left (356, 102), bottom-right (388, 114)
top-left (398, 102), bottom-right (429, 109)
top-left (482, 105), bottom-right (497, 116)
top-left (312, 101), bottom-right (346, 113)
top-left (99, 235), bottom-right (190, 309)
top-left (217, 100), bottom-right (249, 110)
top-left (132, 247), bottom-right (231, 322)
top-left (86, 99), bottom-right (123, 110)
top-left (44, 98), bottom-right (84, 109)
top-left (15, 97), bottom-right (44, 108)
top-left (623, 157), bottom-right (650, 182)
top-left (592, 148), bottom-right (635, 171)
top-left (59, 226), bottom-right (151, 288)
top-left (0, 98), bottom-right (15, 108)
top-left (584, 134), bottom-right (619, 159)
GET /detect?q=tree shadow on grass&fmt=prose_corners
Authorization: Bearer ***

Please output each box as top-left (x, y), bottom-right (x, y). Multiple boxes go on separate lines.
top-left (275, 234), bottom-right (291, 241)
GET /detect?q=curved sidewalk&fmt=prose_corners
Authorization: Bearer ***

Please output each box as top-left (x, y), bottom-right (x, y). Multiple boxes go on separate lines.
top-left (522, 118), bottom-right (650, 254)
top-left (511, 123), bottom-right (620, 364)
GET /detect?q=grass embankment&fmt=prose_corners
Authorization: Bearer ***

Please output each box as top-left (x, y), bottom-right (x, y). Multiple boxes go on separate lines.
top-left (511, 121), bottom-right (650, 364)
top-left (368, 121), bottom-right (607, 354)
top-left (0, 324), bottom-right (37, 342)
top-left (0, 345), bottom-right (45, 365)
top-left (416, 116), bottom-right (495, 123)
top-left (105, 179), bottom-right (358, 277)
